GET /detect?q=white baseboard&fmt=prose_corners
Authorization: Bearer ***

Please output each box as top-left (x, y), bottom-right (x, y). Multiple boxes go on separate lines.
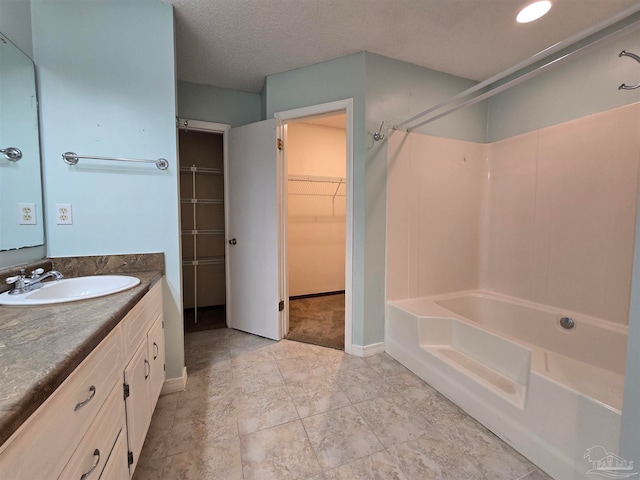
top-left (351, 342), bottom-right (385, 357)
top-left (161, 366), bottom-right (187, 395)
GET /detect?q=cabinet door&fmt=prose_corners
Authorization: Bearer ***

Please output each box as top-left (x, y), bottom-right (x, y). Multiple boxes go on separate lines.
top-left (123, 341), bottom-right (152, 476)
top-left (147, 315), bottom-right (165, 411)
top-left (99, 430), bottom-right (129, 480)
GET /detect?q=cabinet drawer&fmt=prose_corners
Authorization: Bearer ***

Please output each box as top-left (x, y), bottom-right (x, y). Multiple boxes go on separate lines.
top-left (122, 282), bottom-right (162, 359)
top-left (0, 326), bottom-right (123, 480)
top-left (59, 381), bottom-right (125, 480)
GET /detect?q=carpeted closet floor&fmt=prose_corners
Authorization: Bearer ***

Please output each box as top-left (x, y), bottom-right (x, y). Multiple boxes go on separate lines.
top-left (286, 293), bottom-right (345, 350)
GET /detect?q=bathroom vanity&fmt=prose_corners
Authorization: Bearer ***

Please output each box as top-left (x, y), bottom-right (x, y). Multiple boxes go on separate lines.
top-left (0, 270), bottom-right (165, 480)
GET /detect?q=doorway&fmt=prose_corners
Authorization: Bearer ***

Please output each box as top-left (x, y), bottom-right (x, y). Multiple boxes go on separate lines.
top-left (276, 99), bottom-right (354, 353)
top-left (283, 113), bottom-right (347, 350)
top-left (177, 119), bottom-right (229, 333)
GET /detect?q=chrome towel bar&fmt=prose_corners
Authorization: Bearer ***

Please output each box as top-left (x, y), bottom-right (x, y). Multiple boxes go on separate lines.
top-left (62, 151), bottom-right (169, 170)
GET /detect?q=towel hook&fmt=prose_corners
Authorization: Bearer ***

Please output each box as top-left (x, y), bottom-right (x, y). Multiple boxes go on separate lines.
top-left (618, 50), bottom-right (640, 90)
top-left (373, 121), bottom-right (385, 141)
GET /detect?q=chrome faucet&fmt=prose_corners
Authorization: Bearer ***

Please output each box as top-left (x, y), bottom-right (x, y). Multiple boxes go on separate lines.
top-left (6, 268), bottom-right (63, 295)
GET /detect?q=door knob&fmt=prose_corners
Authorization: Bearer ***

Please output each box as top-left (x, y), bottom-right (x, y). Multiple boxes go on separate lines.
top-left (229, 238), bottom-right (237, 245)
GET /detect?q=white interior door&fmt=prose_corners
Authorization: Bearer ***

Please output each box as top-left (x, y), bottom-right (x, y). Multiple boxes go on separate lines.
top-left (226, 119), bottom-right (281, 340)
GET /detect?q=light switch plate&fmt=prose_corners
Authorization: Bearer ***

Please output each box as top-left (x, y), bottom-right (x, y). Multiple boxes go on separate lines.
top-left (56, 203), bottom-right (73, 225)
top-left (18, 203), bottom-right (36, 225)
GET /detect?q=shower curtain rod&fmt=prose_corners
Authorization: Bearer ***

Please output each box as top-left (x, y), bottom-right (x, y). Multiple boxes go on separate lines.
top-left (394, 4), bottom-right (640, 132)
top-left (404, 18), bottom-right (640, 132)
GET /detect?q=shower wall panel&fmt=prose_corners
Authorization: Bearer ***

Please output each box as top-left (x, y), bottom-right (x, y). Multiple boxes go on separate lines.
top-left (386, 131), bottom-right (487, 301)
top-left (485, 104), bottom-right (640, 325)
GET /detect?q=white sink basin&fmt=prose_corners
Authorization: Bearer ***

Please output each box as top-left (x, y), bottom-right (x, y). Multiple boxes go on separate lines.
top-left (0, 275), bottom-right (141, 306)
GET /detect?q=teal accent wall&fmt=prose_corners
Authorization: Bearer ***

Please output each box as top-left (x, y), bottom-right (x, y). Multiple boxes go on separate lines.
top-left (265, 52), bottom-right (484, 347)
top-left (177, 80), bottom-right (262, 127)
top-left (266, 52), bottom-right (368, 345)
top-left (31, 0), bottom-right (184, 379)
top-left (487, 28), bottom-right (640, 142)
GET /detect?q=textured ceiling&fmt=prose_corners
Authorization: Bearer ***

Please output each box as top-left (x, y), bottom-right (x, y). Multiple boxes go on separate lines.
top-left (169, 0), bottom-right (640, 94)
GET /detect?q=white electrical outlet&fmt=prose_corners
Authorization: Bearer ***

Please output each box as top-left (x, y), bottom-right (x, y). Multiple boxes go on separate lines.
top-left (56, 203), bottom-right (73, 225)
top-left (18, 203), bottom-right (37, 225)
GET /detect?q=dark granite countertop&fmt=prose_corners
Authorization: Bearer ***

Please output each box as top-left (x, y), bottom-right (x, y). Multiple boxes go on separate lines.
top-left (0, 270), bottom-right (163, 448)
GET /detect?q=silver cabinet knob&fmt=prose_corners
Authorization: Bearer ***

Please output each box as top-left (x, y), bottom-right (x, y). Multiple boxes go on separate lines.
top-left (229, 238), bottom-right (237, 245)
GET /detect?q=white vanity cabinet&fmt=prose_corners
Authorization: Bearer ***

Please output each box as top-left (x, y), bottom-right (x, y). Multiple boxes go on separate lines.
top-left (122, 281), bottom-right (165, 476)
top-left (58, 382), bottom-right (127, 480)
top-left (0, 279), bottom-right (166, 480)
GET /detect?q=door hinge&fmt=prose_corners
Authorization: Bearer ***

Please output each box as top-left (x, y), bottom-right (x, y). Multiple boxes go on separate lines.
top-left (162, 320), bottom-right (164, 329)
top-left (123, 383), bottom-right (130, 399)
top-left (164, 363), bottom-right (166, 372)
top-left (277, 138), bottom-right (283, 151)
top-left (128, 451), bottom-right (134, 466)
top-left (278, 300), bottom-right (284, 312)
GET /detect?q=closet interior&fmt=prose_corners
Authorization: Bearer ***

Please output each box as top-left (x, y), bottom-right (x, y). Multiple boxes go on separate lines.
top-left (286, 113), bottom-right (347, 350)
top-left (179, 127), bottom-right (227, 332)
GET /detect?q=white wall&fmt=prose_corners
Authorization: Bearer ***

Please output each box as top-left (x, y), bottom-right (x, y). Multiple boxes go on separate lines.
top-left (31, 0), bottom-right (184, 379)
top-left (287, 122), bottom-right (346, 296)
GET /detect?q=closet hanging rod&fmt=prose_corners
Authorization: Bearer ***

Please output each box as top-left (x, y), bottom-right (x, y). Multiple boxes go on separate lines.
top-left (405, 17), bottom-right (640, 132)
top-left (62, 152), bottom-right (169, 170)
top-left (394, 4), bottom-right (640, 131)
top-left (288, 174), bottom-right (345, 183)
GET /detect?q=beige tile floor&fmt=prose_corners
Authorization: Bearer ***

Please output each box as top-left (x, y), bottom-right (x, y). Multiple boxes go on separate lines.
top-left (133, 328), bottom-right (554, 480)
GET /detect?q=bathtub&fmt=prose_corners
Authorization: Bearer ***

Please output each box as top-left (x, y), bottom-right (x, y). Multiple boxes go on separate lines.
top-left (386, 290), bottom-right (627, 480)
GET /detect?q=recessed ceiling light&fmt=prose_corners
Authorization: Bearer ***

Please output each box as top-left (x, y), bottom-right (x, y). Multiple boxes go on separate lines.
top-left (517, 1), bottom-right (552, 23)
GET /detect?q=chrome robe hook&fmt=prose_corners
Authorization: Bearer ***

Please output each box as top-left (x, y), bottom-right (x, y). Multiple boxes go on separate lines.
top-left (373, 121), bottom-right (385, 141)
top-left (618, 50), bottom-right (640, 90)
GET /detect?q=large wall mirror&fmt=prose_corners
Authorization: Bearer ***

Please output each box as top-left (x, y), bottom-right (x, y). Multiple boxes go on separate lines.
top-left (0, 31), bottom-right (44, 251)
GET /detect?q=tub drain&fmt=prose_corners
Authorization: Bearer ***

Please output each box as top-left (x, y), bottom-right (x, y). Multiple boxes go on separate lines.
top-left (559, 317), bottom-right (575, 330)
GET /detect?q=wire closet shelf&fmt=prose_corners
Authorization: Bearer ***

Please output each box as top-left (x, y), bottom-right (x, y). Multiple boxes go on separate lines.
top-left (288, 174), bottom-right (346, 218)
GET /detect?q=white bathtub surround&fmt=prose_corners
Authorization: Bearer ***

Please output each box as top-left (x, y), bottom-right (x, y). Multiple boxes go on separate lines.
top-left (386, 290), bottom-right (624, 479)
top-left (385, 103), bottom-right (640, 480)
top-left (387, 103), bottom-right (640, 325)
